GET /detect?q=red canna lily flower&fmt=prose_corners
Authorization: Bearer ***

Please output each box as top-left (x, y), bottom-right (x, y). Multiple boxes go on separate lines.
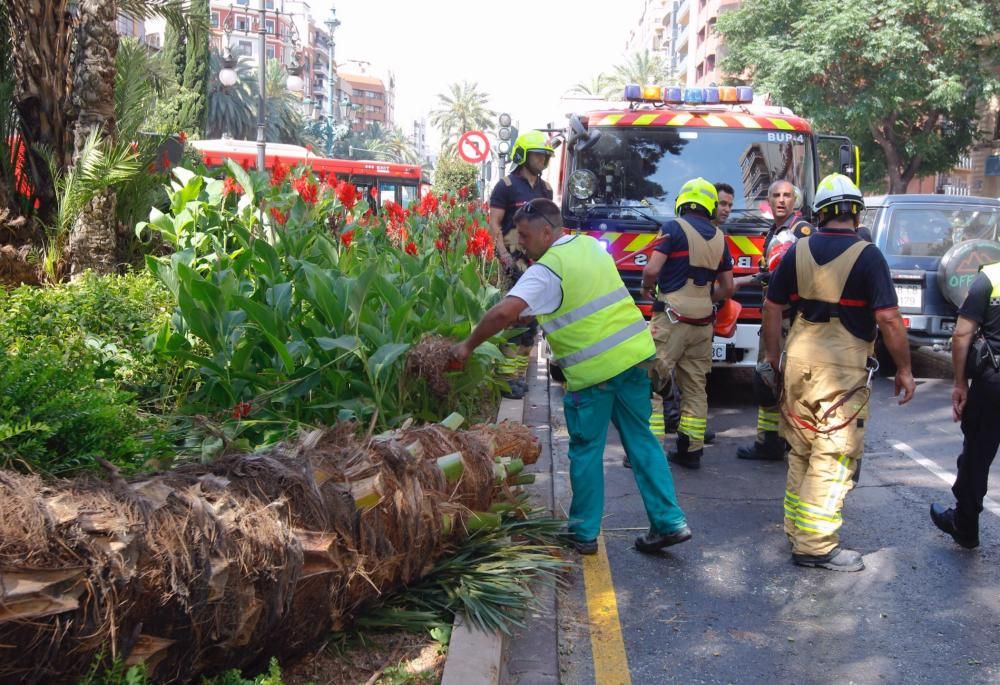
top-left (292, 175), bottom-right (319, 204)
top-left (177, 130), bottom-right (188, 144)
top-left (335, 180), bottom-right (360, 211)
top-left (341, 229), bottom-right (354, 248)
top-left (223, 176), bottom-right (243, 196)
top-left (269, 207), bottom-right (287, 225)
top-left (435, 238), bottom-right (446, 251)
top-left (270, 160), bottom-right (289, 187)
top-left (404, 241), bottom-right (418, 256)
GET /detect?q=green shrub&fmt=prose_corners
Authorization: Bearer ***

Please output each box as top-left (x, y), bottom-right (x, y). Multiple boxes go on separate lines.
top-left (433, 153), bottom-right (479, 198)
top-left (0, 271), bottom-right (177, 402)
top-left (0, 337), bottom-right (150, 475)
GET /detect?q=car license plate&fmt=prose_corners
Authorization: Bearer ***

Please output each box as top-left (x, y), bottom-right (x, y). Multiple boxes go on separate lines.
top-left (712, 342), bottom-right (727, 362)
top-left (895, 284), bottom-right (923, 309)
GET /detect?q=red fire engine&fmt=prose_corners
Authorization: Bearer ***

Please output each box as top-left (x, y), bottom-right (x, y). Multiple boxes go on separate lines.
top-left (553, 84), bottom-right (858, 366)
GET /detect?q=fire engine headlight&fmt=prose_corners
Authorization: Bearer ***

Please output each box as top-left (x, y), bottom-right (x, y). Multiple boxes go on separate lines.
top-left (569, 169), bottom-right (597, 200)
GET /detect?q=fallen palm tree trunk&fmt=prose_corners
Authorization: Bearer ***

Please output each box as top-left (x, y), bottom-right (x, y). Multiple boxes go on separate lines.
top-left (0, 419), bottom-right (540, 685)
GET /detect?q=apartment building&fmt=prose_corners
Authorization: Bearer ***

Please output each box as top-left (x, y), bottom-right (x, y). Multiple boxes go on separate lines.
top-left (338, 72), bottom-right (394, 133)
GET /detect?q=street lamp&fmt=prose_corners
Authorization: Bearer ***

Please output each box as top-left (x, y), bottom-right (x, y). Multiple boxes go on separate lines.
top-left (219, 0), bottom-right (306, 170)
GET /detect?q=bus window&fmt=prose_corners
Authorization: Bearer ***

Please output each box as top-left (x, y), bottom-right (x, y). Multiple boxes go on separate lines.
top-left (400, 183), bottom-right (418, 208)
top-left (380, 182), bottom-right (398, 206)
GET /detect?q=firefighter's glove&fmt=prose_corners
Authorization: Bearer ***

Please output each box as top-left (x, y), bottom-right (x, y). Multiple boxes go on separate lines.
top-left (752, 361), bottom-right (781, 407)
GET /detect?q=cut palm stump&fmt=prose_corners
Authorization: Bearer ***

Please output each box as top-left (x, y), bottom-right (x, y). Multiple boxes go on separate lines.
top-left (0, 419), bottom-right (540, 685)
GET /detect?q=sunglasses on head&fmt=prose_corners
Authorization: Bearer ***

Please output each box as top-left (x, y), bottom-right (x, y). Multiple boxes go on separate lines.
top-left (522, 200), bottom-right (558, 229)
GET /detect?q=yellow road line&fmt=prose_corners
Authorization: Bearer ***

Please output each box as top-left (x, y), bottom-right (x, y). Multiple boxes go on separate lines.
top-left (582, 535), bottom-right (632, 685)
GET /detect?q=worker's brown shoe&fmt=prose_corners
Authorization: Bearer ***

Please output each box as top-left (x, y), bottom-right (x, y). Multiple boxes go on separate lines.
top-left (792, 547), bottom-right (864, 572)
top-left (930, 504), bottom-right (979, 549)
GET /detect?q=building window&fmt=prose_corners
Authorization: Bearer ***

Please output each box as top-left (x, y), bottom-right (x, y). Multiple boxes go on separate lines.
top-left (266, 45), bottom-right (276, 60)
top-left (266, 0), bottom-right (274, 7)
top-left (265, 19), bottom-right (275, 34)
top-left (211, 12), bottom-right (219, 27)
top-left (236, 16), bottom-right (249, 32)
top-left (237, 40), bottom-right (253, 57)
top-left (706, 54), bottom-right (716, 72)
top-left (236, 0), bottom-right (248, 5)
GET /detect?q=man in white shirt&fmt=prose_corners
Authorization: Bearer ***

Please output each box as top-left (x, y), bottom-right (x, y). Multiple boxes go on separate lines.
top-left (450, 199), bottom-right (691, 556)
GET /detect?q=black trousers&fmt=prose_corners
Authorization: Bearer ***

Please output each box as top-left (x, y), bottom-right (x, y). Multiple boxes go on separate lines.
top-left (953, 370), bottom-right (1000, 533)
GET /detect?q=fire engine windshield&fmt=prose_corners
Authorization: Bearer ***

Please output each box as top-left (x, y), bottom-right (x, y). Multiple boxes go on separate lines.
top-left (568, 127), bottom-right (814, 222)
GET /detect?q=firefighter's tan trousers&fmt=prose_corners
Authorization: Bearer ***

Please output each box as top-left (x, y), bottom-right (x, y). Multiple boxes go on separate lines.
top-left (753, 318), bottom-right (790, 442)
top-left (780, 357), bottom-right (868, 557)
top-left (650, 314), bottom-right (713, 451)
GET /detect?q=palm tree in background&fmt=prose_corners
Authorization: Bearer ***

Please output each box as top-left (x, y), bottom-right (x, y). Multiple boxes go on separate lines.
top-left (206, 50), bottom-right (256, 139)
top-left (568, 73), bottom-right (614, 99)
top-left (605, 50), bottom-right (674, 92)
top-left (378, 126), bottom-right (418, 164)
top-left (263, 58), bottom-right (305, 145)
top-left (430, 81), bottom-right (494, 149)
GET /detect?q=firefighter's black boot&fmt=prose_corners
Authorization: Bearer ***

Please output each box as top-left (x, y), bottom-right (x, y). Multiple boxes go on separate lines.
top-left (792, 547), bottom-right (865, 572)
top-left (736, 431), bottom-right (784, 461)
top-left (667, 434), bottom-right (702, 470)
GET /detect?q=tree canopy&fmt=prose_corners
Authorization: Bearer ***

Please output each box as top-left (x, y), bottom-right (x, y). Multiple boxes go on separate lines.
top-left (716, 0), bottom-right (1000, 193)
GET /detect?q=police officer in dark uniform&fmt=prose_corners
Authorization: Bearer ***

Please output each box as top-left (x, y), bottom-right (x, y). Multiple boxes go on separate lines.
top-left (489, 130), bottom-right (554, 279)
top-left (736, 179), bottom-right (814, 461)
top-left (931, 260), bottom-right (1000, 549)
top-left (488, 130), bottom-right (554, 396)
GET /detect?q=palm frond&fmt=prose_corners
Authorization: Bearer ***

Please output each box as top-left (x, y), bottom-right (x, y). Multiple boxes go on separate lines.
top-left (351, 505), bottom-right (568, 636)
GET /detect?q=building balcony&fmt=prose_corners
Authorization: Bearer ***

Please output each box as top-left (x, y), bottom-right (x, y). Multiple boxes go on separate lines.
top-left (676, 24), bottom-right (690, 51)
top-left (677, 0), bottom-right (690, 24)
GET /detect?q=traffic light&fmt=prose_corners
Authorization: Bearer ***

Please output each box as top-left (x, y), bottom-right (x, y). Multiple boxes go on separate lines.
top-left (497, 112), bottom-right (516, 158)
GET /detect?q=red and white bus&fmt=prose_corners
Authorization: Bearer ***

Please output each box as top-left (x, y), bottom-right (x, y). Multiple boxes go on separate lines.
top-left (190, 139), bottom-right (430, 209)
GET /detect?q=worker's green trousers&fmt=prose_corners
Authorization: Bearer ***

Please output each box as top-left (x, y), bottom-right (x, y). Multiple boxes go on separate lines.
top-left (563, 365), bottom-right (688, 542)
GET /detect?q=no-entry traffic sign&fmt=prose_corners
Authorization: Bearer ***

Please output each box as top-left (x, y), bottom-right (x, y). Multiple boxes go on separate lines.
top-left (457, 130), bottom-right (490, 164)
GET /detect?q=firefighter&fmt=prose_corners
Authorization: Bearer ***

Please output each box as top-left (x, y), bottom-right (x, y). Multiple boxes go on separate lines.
top-left (449, 198), bottom-right (691, 555)
top-left (489, 130), bottom-right (554, 278)
top-left (736, 179), bottom-right (814, 461)
top-left (653, 179), bottom-right (734, 442)
top-left (714, 182), bottom-right (735, 228)
top-left (930, 260), bottom-right (1000, 549)
top-left (763, 173), bottom-right (915, 572)
top-left (488, 130), bottom-right (554, 397)
top-left (640, 178), bottom-right (735, 470)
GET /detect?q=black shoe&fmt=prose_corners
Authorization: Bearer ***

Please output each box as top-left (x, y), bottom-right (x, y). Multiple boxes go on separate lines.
top-left (635, 525), bottom-right (693, 553)
top-left (704, 430), bottom-right (716, 445)
top-left (792, 547), bottom-right (865, 572)
top-left (667, 448), bottom-right (702, 470)
top-left (930, 504), bottom-right (979, 549)
top-left (501, 378), bottom-right (527, 400)
top-left (561, 535), bottom-right (598, 555)
top-left (737, 432), bottom-right (783, 461)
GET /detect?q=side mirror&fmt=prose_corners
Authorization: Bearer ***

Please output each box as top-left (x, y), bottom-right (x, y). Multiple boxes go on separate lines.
top-left (839, 144), bottom-right (860, 186)
top-left (567, 114), bottom-right (601, 152)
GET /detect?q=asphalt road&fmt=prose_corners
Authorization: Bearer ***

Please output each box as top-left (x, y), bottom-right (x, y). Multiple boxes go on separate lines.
top-left (541, 350), bottom-right (1000, 685)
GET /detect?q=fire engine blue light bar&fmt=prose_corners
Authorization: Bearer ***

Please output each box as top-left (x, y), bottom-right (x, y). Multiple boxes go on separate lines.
top-left (737, 86), bottom-right (754, 103)
top-left (664, 87), bottom-right (683, 104)
top-left (704, 87), bottom-right (720, 104)
top-left (624, 84), bottom-right (642, 100)
top-left (683, 88), bottom-right (705, 104)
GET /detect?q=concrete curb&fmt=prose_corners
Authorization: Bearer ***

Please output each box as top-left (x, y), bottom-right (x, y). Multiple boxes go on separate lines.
top-left (440, 393), bottom-right (526, 685)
